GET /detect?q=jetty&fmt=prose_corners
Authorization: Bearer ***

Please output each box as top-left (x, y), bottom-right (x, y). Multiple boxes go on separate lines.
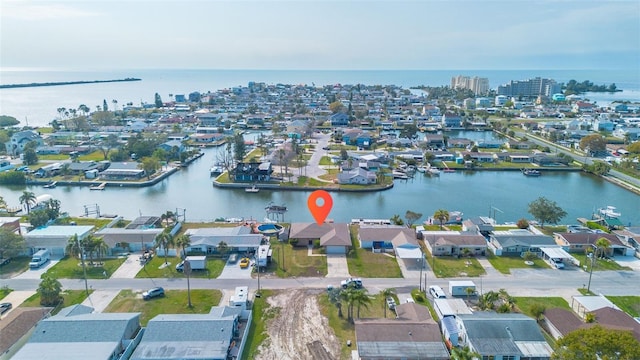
top-left (0, 78), bottom-right (141, 89)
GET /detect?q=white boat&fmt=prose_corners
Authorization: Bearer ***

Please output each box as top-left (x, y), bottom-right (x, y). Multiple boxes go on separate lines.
top-left (43, 181), bottom-right (57, 189)
top-left (598, 206), bottom-right (621, 218)
top-left (210, 164), bottom-right (224, 177)
top-left (416, 166), bottom-right (427, 173)
top-left (392, 171), bottom-right (408, 180)
top-left (245, 185), bottom-right (259, 193)
top-left (89, 182), bottom-right (106, 190)
top-left (427, 168), bottom-right (441, 176)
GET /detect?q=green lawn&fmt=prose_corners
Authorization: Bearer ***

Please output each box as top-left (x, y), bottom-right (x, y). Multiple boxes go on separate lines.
top-left (346, 225), bottom-right (402, 278)
top-left (104, 289), bottom-right (222, 326)
top-left (486, 252), bottom-right (549, 274)
top-left (0, 256), bottom-right (31, 279)
top-left (45, 256), bottom-right (126, 279)
top-left (319, 156), bottom-right (333, 165)
top-left (55, 217), bottom-right (112, 228)
top-left (0, 286), bottom-right (12, 300)
top-left (270, 240), bottom-right (327, 277)
top-left (21, 289), bottom-right (92, 315)
top-left (424, 248), bottom-right (485, 278)
top-left (513, 297), bottom-right (571, 318)
top-left (607, 296), bottom-right (640, 317)
top-left (573, 253), bottom-right (632, 271)
top-left (136, 255), bottom-right (225, 279)
top-left (537, 225), bottom-right (568, 236)
top-left (242, 290), bottom-right (277, 360)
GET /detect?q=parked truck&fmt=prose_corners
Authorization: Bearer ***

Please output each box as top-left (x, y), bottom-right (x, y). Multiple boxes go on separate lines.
top-left (449, 280), bottom-right (477, 297)
top-left (176, 256), bottom-right (207, 272)
top-left (29, 249), bottom-right (50, 269)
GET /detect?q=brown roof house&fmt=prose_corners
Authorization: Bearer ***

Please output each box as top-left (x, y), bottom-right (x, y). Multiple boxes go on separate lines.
top-left (358, 225), bottom-right (423, 265)
top-left (544, 307), bottom-right (640, 343)
top-left (0, 307), bottom-right (52, 360)
top-left (288, 223), bottom-right (351, 254)
top-left (355, 303), bottom-right (449, 360)
top-left (554, 232), bottom-right (634, 257)
top-left (422, 232), bottom-right (487, 257)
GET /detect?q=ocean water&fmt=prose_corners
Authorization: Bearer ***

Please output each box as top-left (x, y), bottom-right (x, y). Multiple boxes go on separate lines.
top-left (1, 69), bottom-right (639, 127)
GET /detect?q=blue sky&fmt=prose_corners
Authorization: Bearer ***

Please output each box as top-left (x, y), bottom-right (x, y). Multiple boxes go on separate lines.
top-left (1, 0), bottom-right (638, 70)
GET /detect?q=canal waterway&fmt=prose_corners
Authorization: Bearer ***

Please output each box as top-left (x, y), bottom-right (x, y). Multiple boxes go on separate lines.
top-left (2, 142), bottom-right (639, 226)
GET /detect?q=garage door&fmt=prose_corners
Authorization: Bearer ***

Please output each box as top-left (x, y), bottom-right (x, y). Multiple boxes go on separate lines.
top-left (326, 246), bottom-right (346, 254)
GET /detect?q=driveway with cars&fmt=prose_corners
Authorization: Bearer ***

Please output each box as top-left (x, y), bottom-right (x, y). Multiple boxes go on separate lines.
top-left (218, 256), bottom-right (254, 279)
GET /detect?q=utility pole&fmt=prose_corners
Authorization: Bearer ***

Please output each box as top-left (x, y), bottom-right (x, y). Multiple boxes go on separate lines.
top-left (419, 250), bottom-right (424, 292)
top-left (77, 237), bottom-right (89, 296)
top-left (586, 253), bottom-right (595, 293)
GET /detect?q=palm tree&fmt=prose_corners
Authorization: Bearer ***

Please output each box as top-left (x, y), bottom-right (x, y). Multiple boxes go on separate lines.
top-left (451, 346), bottom-right (481, 360)
top-left (66, 234), bottom-right (82, 259)
top-left (340, 287), bottom-right (356, 321)
top-left (93, 237), bottom-right (108, 263)
top-left (352, 288), bottom-right (372, 319)
top-left (175, 234), bottom-right (191, 259)
top-left (380, 288), bottom-right (395, 318)
top-left (0, 195), bottom-right (6, 209)
top-left (19, 191), bottom-right (37, 214)
top-left (433, 209), bottom-right (450, 229)
top-left (155, 231), bottom-right (174, 265)
top-left (38, 276), bottom-right (62, 306)
top-left (160, 210), bottom-right (176, 227)
top-left (595, 237), bottom-right (610, 259)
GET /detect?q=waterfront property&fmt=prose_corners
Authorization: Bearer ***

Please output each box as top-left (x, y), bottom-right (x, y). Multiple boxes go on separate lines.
top-left (554, 232), bottom-right (635, 257)
top-left (94, 227), bottom-right (164, 254)
top-left (233, 162), bottom-right (273, 183)
top-left (185, 226), bottom-right (264, 254)
top-left (23, 225), bottom-right (94, 257)
top-left (488, 230), bottom-right (556, 256)
top-left (422, 232), bottom-right (487, 257)
top-left (288, 222), bottom-right (351, 254)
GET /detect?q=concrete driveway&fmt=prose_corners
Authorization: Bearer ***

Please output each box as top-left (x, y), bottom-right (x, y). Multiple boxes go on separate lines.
top-left (13, 259), bottom-right (60, 279)
top-left (110, 254), bottom-right (144, 278)
top-left (218, 257), bottom-right (254, 279)
top-left (326, 254), bottom-right (350, 278)
top-left (613, 256), bottom-right (640, 271)
top-left (0, 290), bottom-right (36, 318)
top-left (81, 290), bottom-right (121, 312)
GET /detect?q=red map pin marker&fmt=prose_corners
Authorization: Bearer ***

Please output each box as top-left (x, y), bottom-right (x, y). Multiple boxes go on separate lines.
top-left (307, 190), bottom-right (333, 225)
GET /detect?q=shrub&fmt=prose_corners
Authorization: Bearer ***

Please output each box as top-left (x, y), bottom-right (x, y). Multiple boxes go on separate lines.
top-left (0, 171), bottom-right (26, 185)
top-left (414, 294), bottom-right (424, 302)
top-left (289, 238), bottom-right (298, 246)
top-left (313, 239), bottom-right (320, 248)
top-left (516, 218), bottom-right (529, 229)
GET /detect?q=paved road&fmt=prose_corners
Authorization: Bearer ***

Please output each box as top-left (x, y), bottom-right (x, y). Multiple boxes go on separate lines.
top-left (3, 267), bottom-right (639, 298)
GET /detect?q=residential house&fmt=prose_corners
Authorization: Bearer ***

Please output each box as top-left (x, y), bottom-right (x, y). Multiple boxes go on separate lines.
top-left (130, 305), bottom-right (250, 360)
top-left (185, 226), bottom-right (263, 254)
top-left (358, 226), bottom-right (424, 265)
top-left (288, 223), bottom-right (351, 254)
top-left (441, 112), bottom-right (462, 128)
top-left (94, 227), bottom-right (164, 254)
top-left (0, 217), bottom-right (21, 234)
top-left (462, 217), bottom-right (494, 235)
top-left (197, 113), bottom-right (224, 127)
top-left (23, 225), bottom-right (94, 257)
top-left (531, 154), bottom-right (570, 166)
top-left (5, 130), bottom-right (43, 156)
top-left (100, 162), bottom-right (146, 180)
top-left (455, 312), bottom-right (553, 360)
top-left (569, 295), bottom-right (620, 319)
top-left (573, 101), bottom-right (595, 113)
top-left (337, 167), bottom-right (377, 185)
top-left (461, 151), bottom-right (494, 163)
top-left (448, 138), bottom-right (472, 148)
top-left (286, 120), bottom-right (309, 138)
top-left (613, 226), bottom-right (640, 253)
top-left (423, 134), bottom-right (445, 149)
top-left (422, 232), bottom-right (487, 256)
top-left (489, 230), bottom-right (556, 256)
top-left (158, 140), bottom-right (185, 153)
top-left (613, 127), bottom-right (640, 141)
top-left (506, 140), bottom-right (534, 150)
top-left (554, 232), bottom-right (634, 256)
top-left (12, 305), bottom-right (141, 360)
top-left (0, 307), bottom-right (52, 360)
top-left (329, 113), bottom-right (349, 127)
top-left (544, 307), bottom-right (640, 343)
top-left (355, 303), bottom-right (449, 360)
top-left (233, 162), bottom-right (273, 183)
top-left (475, 140), bottom-right (503, 149)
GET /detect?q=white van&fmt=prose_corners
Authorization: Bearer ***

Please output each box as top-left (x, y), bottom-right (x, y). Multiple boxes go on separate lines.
top-left (29, 249), bottom-right (50, 269)
top-left (429, 285), bottom-right (447, 299)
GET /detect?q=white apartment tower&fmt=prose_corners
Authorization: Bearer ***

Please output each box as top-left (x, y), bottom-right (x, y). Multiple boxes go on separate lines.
top-left (451, 75), bottom-right (489, 95)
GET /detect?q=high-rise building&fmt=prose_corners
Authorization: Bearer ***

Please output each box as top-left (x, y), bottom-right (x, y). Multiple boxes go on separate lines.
top-left (451, 75), bottom-right (490, 95)
top-left (497, 77), bottom-right (561, 97)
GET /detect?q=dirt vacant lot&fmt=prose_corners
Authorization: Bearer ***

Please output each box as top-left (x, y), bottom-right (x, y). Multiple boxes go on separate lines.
top-left (255, 289), bottom-right (341, 360)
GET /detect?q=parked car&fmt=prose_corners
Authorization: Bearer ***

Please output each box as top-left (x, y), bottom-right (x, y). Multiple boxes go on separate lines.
top-left (142, 287), bottom-right (165, 300)
top-left (386, 297), bottom-right (396, 310)
top-left (550, 258), bottom-right (565, 269)
top-left (429, 285), bottom-right (447, 299)
top-left (239, 257), bottom-right (250, 268)
top-left (0, 302), bottom-right (12, 315)
top-left (341, 277), bottom-right (363, 289)
top-left (228, 253), bottom-right (239, 264)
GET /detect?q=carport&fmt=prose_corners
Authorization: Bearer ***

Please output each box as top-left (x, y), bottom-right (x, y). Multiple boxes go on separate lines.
top-left (539, 247), bottom-right (580, 266)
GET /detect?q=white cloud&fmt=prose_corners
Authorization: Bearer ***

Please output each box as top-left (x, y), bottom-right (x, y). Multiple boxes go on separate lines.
top-left (1, 1), bottom-right (101, 20)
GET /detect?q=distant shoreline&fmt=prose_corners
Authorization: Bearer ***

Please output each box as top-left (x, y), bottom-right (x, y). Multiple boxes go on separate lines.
top-left (0, 77), bottom-right (141, 89)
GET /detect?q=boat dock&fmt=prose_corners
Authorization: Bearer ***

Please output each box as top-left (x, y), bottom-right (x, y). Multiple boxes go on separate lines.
top-left (89, 182), bottom-right (106, 190)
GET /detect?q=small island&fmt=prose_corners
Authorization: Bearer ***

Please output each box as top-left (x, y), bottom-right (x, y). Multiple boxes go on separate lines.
top-left (0, 77), bottom-right (141, 89)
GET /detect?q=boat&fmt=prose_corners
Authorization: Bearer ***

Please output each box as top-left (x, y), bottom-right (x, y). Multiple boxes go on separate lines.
top-left (416, 166), bottom-right (427, 173)
top-left (43, 181), bottom-right (57, 189)
top-left (245, 185), bottom-right (259, 193)
top-left (427, 167), bottom-right (441, 176)
top-left (210, 163), bottom-right (225, 177)
top-left (392, 171), bottom-right (409, 180)
top-left (443, 169), bottom-right (456, 173)
top-left (598, 206), bottom-right (621, 219)
top-left (89, 182), bottom-right (106, 190)
top-left (522, 169), bottom-right (541, 177)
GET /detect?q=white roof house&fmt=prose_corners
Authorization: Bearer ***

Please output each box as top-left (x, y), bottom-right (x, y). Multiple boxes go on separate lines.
top-left (24, 225), bottom-right (94, 257)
